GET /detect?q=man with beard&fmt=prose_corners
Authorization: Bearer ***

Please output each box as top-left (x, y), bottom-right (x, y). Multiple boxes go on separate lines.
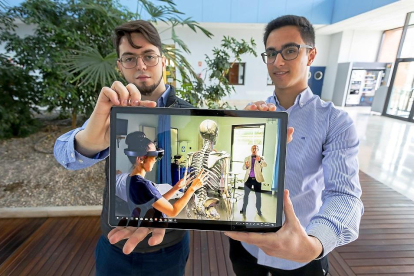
top-left (54, 20), bottom-right (192, 275)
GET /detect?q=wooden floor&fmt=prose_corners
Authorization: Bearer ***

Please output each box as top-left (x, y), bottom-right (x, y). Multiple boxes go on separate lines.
top-left (1, 171), bottom-right (414, 275)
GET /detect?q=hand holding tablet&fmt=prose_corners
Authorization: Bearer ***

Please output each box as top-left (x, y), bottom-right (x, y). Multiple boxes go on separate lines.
top-left (225, 190), bottom-right (323, 263)
top-left (245, 100), bottom-right (294, 143)
top-left (74, 81), bottom-right (157, 158)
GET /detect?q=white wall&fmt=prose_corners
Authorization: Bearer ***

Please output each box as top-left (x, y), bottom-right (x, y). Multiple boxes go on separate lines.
top-left (159, 24), bottom-right (331, 109)
top-left (162, 25), bottom-right (273, 108)
top-left (313, 35), bottom-right (331, 66)
top-left (321, 30), bottom-right (383, 101)
top-left (321, 32), bottom-right (343, 101)
top-left (346, 30), bottom-right (383, 62)
top-left (0, 22), bottom-right (36, 53)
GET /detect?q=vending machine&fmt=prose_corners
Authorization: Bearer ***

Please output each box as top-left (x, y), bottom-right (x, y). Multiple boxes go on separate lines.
top-left (346, 69), bottom-right (384, 106)
top-left (332, 62), bottom-right (393, 107)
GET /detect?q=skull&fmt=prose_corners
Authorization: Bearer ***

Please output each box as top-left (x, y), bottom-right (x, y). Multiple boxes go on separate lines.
top-left (199, 120), bottom-right (219, 144)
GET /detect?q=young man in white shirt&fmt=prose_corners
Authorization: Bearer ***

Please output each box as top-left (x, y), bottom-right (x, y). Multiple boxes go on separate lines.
top-left (225, 15), bottom-right (363, 276)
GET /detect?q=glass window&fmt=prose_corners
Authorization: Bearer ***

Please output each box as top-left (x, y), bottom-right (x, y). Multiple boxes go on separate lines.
top-left (386, 61), bottom-right (414, 118)
top-left (400, 25), bottom-right (414, 58)
top-left (230, 124), bottom-right (265, 177)
top-left (226, 63), bottom-right (245, 85)
top-left (377, 28), bottom-right (403, 62)
top-left (409, 11), bottom-right (414, 26)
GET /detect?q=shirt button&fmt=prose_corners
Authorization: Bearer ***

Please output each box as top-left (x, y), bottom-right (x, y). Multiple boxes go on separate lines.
top-left (71, 153), bottom-right (74, 158)
top-left (78, 159), bottom-right (84, 163)
top-left (299, 103), bottom-right (304, 107)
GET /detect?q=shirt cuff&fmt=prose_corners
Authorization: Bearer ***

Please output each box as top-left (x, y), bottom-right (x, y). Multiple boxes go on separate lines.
top-left (73, 146), bottom-right (109, 166)
top-left (306, 223), bottom-right (338, 259)
top-left (63, 128), bottom-right (109, 169)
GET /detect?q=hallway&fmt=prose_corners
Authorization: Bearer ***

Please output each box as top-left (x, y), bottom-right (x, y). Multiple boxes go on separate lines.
top-left (344, 106), bottom-right (414, 201)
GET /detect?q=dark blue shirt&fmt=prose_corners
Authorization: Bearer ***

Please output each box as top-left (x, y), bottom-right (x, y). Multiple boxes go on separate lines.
top-left (129, 175), bottom-right (162, 205)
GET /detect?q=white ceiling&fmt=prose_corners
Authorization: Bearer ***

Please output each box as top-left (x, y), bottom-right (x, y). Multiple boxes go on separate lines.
top-left (315, 0), bottom-right (414, 35)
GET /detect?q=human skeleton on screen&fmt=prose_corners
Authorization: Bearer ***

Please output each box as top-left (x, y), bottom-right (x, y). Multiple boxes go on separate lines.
top-left (182, 119), bottom-right (231, 219)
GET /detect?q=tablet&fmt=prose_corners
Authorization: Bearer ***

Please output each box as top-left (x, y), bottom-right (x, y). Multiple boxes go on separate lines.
top-left (109, 107), bottom-right (287, 232)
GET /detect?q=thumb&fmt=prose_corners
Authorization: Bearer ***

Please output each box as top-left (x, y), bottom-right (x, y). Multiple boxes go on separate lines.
top-left (283, 189), bottom-right (297, 223)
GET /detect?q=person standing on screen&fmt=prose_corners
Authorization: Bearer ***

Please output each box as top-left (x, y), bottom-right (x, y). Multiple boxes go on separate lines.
top-left (225, 15), bottom-right (363, 276)
top-left (240, 145), bottom-right (267, 216)
top-left (54, 20), bottom-right (194, 276)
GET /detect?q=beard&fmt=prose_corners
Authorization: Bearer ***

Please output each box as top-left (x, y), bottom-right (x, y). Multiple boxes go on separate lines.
top-left (136, 74), bottom-right (163, 96)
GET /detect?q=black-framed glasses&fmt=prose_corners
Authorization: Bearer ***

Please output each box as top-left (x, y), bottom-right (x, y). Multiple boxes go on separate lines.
top-left (261, 44), bottom-right (313, 64)
top-left (118, 54), bottom-right (162, 69)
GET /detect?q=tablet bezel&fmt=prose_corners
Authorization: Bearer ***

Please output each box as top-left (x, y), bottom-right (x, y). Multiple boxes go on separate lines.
top-left (109, 107), bottom-right (288, 232)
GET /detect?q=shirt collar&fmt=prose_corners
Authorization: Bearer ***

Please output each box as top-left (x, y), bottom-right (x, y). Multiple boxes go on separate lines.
top-left (157, 85), bottom-right (171, 107)
top-left (271, 87), bottom-right (313, 110)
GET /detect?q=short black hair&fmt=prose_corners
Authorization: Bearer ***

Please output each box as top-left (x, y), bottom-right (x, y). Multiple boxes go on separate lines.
top-left (125, 131), bottom-right (153, 165)
top-left (113, 20), bottom-right (162, 58)
top-left (263, 15), bottom-right (315, 48)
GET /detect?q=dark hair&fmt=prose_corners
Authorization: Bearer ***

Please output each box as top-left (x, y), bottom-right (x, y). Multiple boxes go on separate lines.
top-left (263, 15), bottom-right (315, 48)
top-left (125, 131), bottom-right (153, 165)
top-left (113, 20), bottom-right (162, 57)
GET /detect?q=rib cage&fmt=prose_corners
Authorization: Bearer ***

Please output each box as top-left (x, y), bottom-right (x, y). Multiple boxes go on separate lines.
top-left (183, 139), bottom-right (230, 219)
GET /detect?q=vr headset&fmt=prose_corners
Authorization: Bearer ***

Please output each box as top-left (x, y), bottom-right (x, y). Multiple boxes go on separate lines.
top-left (124, 148), bottom-right (165, 161)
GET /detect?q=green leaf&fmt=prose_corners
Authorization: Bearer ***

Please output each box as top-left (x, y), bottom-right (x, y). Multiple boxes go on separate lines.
top-left (62, 47), bottom-right (119, 90)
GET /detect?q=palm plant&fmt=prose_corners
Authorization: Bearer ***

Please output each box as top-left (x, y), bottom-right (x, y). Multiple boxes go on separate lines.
top-left (1, 0), bottom-right (213, 130)
top-left (64, 0), bottom-right (213, 93)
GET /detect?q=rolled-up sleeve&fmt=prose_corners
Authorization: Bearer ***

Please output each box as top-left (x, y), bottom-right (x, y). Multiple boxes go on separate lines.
top-left (53, 119), bottom-right (109, 170)
top-left (306, 110), bottom-right (364, 257)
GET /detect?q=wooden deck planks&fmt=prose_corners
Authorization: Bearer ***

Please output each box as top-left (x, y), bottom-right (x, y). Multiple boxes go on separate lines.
top-left (0, 171), bottom-right (413, 275)
top-left (328, 171), bottom-right (414, 275)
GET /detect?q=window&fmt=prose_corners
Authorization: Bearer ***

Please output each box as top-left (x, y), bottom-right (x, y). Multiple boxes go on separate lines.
top-left (383, 12), bottom-right (414, 123)
top-left (377, 28), bottom-right (403, 62)
top-left (400, 25), bottom-right (414, 58)
top-left (385, 61), bottom-right (414, 118)
top-left (226, 63), bottom-right (245, 85)
top-left (230, 124), bottom-right (265, 178)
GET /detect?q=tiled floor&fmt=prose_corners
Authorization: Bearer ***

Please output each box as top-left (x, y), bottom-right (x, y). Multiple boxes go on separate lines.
top-left (343, 107), bottom-right (414, 201)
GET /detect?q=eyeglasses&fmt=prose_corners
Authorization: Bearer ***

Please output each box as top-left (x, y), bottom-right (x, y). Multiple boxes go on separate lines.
top-left (118, 54), bottom-right (161, 69)
top-left (261, 44), bottom-right (313, 64)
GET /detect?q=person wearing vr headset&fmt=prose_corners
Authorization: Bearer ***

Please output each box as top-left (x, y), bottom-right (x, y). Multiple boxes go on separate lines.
top-left (123, 131), bottom-right (207, 222)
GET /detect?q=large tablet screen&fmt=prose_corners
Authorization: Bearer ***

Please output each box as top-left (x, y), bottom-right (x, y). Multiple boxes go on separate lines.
top-left (109, 107), bottom-right (287, 232)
